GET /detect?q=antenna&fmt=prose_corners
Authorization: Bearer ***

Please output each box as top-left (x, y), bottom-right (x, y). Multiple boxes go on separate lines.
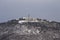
top-left (28, 14), bottom-right (30, 18)
top-left (28, 14), bottom-right (30, 22)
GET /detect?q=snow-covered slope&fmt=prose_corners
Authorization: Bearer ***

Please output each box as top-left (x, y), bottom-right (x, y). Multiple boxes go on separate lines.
top-left (0, 18), bottom-right (60, 40)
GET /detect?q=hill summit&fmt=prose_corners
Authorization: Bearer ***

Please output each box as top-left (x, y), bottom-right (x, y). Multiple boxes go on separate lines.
top-left (0, 17), bottom-right (60, 40)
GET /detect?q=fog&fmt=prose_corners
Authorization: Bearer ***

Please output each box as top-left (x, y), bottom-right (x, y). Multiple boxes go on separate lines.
top-left (0, 0), bottom-right (60, 22)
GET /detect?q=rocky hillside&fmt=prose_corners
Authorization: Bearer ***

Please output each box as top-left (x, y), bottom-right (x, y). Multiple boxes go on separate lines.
top-left (0, 18), bottom-right (60, 40)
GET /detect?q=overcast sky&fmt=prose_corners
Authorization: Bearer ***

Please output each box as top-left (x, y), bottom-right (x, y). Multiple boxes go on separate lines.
top-left (0, 0), bottom-right (60, 22)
